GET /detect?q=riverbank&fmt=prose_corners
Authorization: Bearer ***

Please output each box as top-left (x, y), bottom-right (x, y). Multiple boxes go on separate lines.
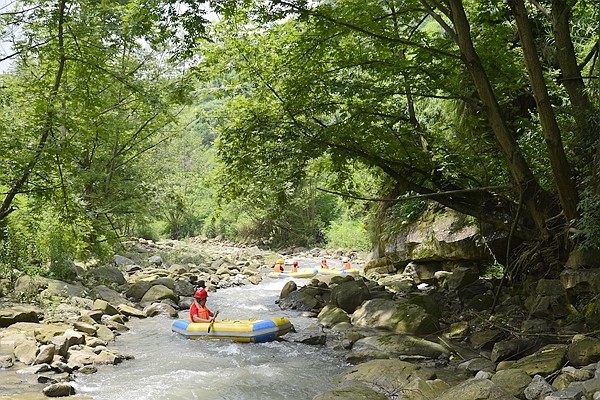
top-left (3, 238), bottom-right (600, 399)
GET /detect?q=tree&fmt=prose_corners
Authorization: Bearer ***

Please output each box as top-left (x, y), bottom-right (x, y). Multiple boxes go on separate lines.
top-left (0, 0), bottom-right (197, 252)
top-left (200, 0), bottom-right (599, 277)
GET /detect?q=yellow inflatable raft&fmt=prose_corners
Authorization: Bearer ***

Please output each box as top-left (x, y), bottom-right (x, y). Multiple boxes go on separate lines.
top-left (171, 317), bottom-right (293, 343)
top-left (316, 268), bottom-right (360, 276)
top-left (267, 268), bottom-right (318, 279)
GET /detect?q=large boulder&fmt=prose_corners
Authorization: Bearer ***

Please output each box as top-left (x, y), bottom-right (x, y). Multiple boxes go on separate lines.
top-left (139, 285), bottom-right (178, 307)
top-left (373, 208), bottom-right (491, 267)
top-left (330, 280), bottom-right (371, 314)
top-left (86, 266), bottom-right (126, 286)
top-left (351, 299), bottom-right (439, 335)
top-left (434, 378), bottom-right (518, 400)
top-left (0, 306), bottom-right (42, 328)
top-left (349, 334), bottom-right (449, 359)
top-left (339, 359), bottom-right (438, 395)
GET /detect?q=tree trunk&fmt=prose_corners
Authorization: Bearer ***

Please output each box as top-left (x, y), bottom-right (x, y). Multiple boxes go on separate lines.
top-left (0, 0), bottom-right (68, 222)
top-left (552, 0), bottom-right (596, 154)
top-left (509, 0), bottom-right (579, 224)
top-left (446, 0), bottom-right (552, 238)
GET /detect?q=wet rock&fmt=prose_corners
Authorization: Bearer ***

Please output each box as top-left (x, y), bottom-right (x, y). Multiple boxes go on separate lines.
top-left (14, 340), bottom-right (38, 365)
top-left (510, 344), bottom-right (567, 377)
top-left (280, 281), bottom-right (297, 299)
top-left (447, 267), bottom-right (479, 292)
top-left (458, 357), bottom-right (497, 374)
top-left (92, 299), bottom-right (120, 316)
top-left (351, 299), bottom-right (439, 335)
top-left (317, 305), bottom-right (350, 328)
top-left (125, 281), bottom-right (152, 301)
top-left (523, 374), bottom-right (554, 399)
top-left (330, 280), bottom-right (371, 314)
top-left (33, 344), bottom-right (55, 365)
top-left (116, 304), bottom-right (146, 319)
top-left (469, 329), bottom-right (506, 350)
top-left (143, 302), bottom-right (178, 317)
top-left (86, 266), bottom-right (126, 286)
top-left (0, 353), bottom-right (14, 368)
top-left (73, 321), bottom-right (97, 335)
top-left (491, 338), bottom-right (540, 363)
top-left (552, 366), bottom-right (594, 390)
top-left (490, 368), bottom-right (532, 398)
top-left (446, 321), bottom-right (470, 340)
top-left (0, 305), bottom-right (42, 328)
top-left (16, 363), bottom-right (51, 374)
top-left (567, 337), bottom-right (600, 366)
top-left (350, 334), bottom-right (448, 360)
top-left (139, 285), bottom-right (178, 306)
top-left (339, 359), bottom-right (437, 395)
top-left (313, 385), bottom-right (388, 400)
top-left (435, 378), bottom-right (518, 399)
top-left (42, 382), bottom-right (75, 397)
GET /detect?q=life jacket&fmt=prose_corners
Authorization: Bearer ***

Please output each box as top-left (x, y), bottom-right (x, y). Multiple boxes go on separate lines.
top-left (292, 264), bottom-right (298, 272)
top-left (321, 260), bottom-right (329, 269)
top-left (343, 261), bottom-right (352, 270)
top-left (274, 263), bottom-right (284, 273)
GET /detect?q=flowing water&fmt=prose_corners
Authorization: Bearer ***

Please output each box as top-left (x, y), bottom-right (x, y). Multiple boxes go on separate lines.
top-left (74, 274), bottom-right (350, 400)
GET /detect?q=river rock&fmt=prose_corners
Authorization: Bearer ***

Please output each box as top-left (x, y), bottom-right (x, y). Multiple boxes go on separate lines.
top-left (139, 284), bottom-right (178, 306)
top-left (351, 298), bottom-right (438, 335)
top-left (523, 374), bottom-right (554, 399)
top-left (339, 359), bottom-right (437, 394)
top-left (567, 337), bottom-right (600, 366)
top-left (0, 305), bottom-right (42, 328)
top-left (508, 344), bottom-right (568, 376)
top-left (313, 386), bottom-right (388, 400)
top-left (92, 299), bottom-right (120, 316)
top-left (14, 340), bottom-right (38, 364)
top-left (41, 278), bottom-right (87, 298)
top-left (317, 305), bottom-right (350, 327)
top-left (434, 378), bottom-right (518, 399)
top-left (350, 334), bottom-right (448, 360)
top-left (280, 281), bottom-right (297, 299)
top-left (117, 304), bottom-right (147, 319)
top-left (42, 382), bottom-right (75, 397)
top-left (490, 368), bottom-right (532, 398)
top-left (33, 344), bottom-right (55, 365)
top-left (552, 366), bottom-right (594, 390)
top-left (125, 281), bottom-right (152, 301)
top-left (73, 321), bottom-right (97, 335)
top-left (143, 302), bottom-right (178, 317)
top-left (0, 354), bottom-right (14, 368)
top-left (491, 338), bottom-right (540, 362)
top-left (330, 280), bottom-right (371, 314)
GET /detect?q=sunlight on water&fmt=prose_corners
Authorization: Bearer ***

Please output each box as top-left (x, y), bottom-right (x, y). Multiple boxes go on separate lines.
top-left (74, 277), bottom-right (348, 400)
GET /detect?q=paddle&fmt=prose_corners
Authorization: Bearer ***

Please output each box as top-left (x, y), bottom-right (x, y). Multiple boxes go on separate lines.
top-left (207, 310), bottom-right (219, 333)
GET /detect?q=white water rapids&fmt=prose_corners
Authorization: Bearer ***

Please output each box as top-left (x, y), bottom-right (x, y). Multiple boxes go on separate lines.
top-left (74, 275), bottom-right (350, 400)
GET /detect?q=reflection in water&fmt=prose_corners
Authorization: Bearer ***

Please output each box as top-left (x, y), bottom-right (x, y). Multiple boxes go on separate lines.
top-left (75, 278), bottom-right (348, 400)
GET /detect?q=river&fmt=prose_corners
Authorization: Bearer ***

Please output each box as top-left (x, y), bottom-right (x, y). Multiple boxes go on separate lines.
top-left (74, 275), bottom-right (350, 400)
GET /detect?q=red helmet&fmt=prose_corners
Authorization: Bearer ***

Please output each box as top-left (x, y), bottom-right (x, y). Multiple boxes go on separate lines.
top-left (193, 288), bottom-right (208, 299)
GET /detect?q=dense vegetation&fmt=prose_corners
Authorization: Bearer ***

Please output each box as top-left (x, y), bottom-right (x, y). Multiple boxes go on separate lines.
top-left (1, 0), bottom-right (599, 284)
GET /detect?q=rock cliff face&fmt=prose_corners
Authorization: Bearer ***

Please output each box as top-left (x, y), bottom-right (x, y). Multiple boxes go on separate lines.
top-left (367, 208), bottom-right (495, 276)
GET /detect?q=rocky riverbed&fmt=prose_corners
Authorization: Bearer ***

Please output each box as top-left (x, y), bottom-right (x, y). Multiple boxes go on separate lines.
top-left (2, 237), bottom-right (600, 400)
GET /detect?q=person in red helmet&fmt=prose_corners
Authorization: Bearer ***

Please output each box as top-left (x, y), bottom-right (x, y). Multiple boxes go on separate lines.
top-left (291, 260), bottom-right (299, 273)
top-left (189, 288), bottom-right (217, 323)
top-left (320, 257), bottom-right (329, 269)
